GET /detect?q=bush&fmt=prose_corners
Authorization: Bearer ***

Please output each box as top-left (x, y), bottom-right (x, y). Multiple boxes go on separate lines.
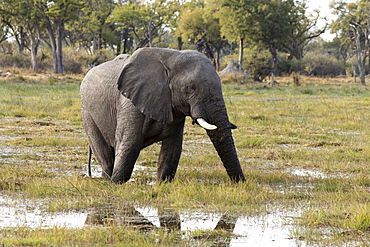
top-left (0, 53), bottom-right (31, 68)
top-left (62, 48), bottom-right (116, 74)
top-left (277, 53), bottom-right (305, 75)
top-left (243, 47), bottom-right (272, 82)
top-left (303, 52), bottom-right (345, 77)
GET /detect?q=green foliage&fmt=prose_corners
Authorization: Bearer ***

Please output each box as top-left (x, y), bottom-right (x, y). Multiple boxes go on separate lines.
top-left (0, 53), bottom-right (31, 68)
top-left (0, 0), bottom-right (364, 78)
top-left (108, 0), bottom-right (177, 51)
top-left (243, 47), bottom-right (272, 82)
top-left (177, 1), bottom-right (226, 69)
top-left (303, 52), bottom-right (345, 77)
top-left (66, 0), bottom-right (115, 53)
top-left (218, 0), bottom-right (324, 80)
top-left (277, 52), bottom-right (305, 75)
top-left (177, 8), bottom-right (205, 42)
top-left (330, 0), bottom-right (370, 84)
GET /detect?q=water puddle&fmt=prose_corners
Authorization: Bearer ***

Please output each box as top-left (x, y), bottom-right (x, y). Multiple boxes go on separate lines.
top-left (288, 168), bottom-right (326, 178)
top-left (278, 143), bottom-right (328, 152)
top-left (0, 195), bottom-right (86, 229)
top-left (0, 194), bottom-right (306, 246)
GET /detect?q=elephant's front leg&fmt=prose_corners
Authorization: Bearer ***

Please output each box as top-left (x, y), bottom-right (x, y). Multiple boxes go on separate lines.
top-left (111, 102), bottom-right (145, 183)
top-left (157, 123), bottom-right (185, 182)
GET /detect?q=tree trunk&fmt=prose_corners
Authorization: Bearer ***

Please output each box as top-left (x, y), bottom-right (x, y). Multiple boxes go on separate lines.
top-left (270, 46), bottom-right (278, 85)
top-left (55, 22), bottom-right (64, 74)
top-left (351, 24), bottom-right (368, 85)
top-left (14, 26), bottom-right (27, 54)
top-left (44, 17), bottom-right (64, 74)
top-left (215, 49), bottom-right (220, 71)
top-left (238, 36), bottom-right (244, 67)
top-left (359, 62), bottom-right (366, 85)
top-left (147, 22), bottom-right (153, 48)
top-left (177, 37), bottom-right (183, 50)
top-left (30, 37), bottom-right (39, 72)
top-left (92, 29), bottom-right (103, 54)
top-left (122, 28), bottom-right (129, 54)
top-left (356, 48), bottom-right (366, 86)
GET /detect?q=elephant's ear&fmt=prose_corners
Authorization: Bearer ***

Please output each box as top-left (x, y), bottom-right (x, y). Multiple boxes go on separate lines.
top-left (117, 48), bottom-right (173, 124)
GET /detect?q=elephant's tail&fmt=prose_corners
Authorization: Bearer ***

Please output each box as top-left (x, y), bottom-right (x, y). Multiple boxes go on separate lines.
top-left (88, 146), bottom-right (92, 177)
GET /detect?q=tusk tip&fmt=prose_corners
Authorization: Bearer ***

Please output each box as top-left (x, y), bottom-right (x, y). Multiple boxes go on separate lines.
top-left (197, 118), bottom-right (217, 130)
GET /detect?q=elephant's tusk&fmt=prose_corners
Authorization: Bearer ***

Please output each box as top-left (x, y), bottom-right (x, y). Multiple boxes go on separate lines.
top-left (197, 118), bottom-right (217, 130)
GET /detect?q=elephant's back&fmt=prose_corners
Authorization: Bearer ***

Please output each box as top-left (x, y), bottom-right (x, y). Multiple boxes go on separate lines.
top-left (81, 55), bottom-right (130, 94)
top-left (81, 55), bottom-right (131, 104)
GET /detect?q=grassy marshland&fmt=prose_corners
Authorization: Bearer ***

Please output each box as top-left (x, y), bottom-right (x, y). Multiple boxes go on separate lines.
top-left (1, 75), bottom-right (370, 246)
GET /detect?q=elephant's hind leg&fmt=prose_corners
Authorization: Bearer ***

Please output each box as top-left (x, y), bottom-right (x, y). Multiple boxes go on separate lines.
top-left (83, 112), bottom-right (115, 179)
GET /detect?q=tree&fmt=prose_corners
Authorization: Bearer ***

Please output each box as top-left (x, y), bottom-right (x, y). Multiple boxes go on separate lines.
top-left (0, 20), bottom-right (9, 45)
top-left (331, 0), bottom-right (370, 85)
top-left (220, 0), bottom-right (300, 84)
top-left (66, 0), bottom-right (115, 54)
top-left (0, 0), bottom-right (42, 71)
top-left (218, 0), bottom-right (250, 67)
top-left (110, 0), bottom-right (176, 52)
top-left (325, 37), bottom-right (349, 75)
top-left (177, 2), bottom-right (226, 70)
top-left (285, 1), bottom-right (327, 60)
top-left (110, 2), bottom-right (147, 52)
top-left (35, 0), bottom-right (83, 73)
top-left (165, 0), bottom-right (190, 50)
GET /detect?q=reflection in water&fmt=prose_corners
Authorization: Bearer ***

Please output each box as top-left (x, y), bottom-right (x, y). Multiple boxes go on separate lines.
top-left (83, 205), bottom-right (306, 246)
top-left (0, 194), bottom-right (305, 246)
top-left (232, 211), bottom-right (301, 246)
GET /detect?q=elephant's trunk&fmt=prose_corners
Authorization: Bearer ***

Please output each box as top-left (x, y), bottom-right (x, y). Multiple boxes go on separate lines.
top-left (191, 97), bottom-right (245, 182)
top-left (207, 128), bottom-right (246, 182)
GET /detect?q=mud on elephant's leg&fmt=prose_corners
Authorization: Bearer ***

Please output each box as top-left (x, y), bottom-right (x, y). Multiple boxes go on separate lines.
top-left (157, 124), bottom-right (184, 182)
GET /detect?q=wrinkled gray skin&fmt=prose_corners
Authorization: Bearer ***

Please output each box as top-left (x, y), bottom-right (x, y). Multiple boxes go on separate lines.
top-left (80, 47), bottom-right (246, 183)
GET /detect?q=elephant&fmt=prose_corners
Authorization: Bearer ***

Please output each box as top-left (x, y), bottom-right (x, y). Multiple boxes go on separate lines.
top-left (80, 47), bottom-right (246, 183)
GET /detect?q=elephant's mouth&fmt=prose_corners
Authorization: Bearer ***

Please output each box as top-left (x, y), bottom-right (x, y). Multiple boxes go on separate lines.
top-left (190, 104), bottom-right (217, 130)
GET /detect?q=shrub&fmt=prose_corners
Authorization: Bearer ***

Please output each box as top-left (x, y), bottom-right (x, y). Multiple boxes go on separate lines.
top-left (277, 53), bottom-right (305, 75)
top-left (243, 47), bottom-right (272, 82)
top-left (303, 52), bottom-right (345, 77)
top-left (0, 53), bottom-right (31, 68)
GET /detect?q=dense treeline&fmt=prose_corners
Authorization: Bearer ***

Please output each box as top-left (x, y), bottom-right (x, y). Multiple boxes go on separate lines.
top-left (0, 0), bottom-right (369, 84)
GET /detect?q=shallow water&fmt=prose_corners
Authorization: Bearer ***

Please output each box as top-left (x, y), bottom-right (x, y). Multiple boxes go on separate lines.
top-left (0, 194), bottom-right (306, 246)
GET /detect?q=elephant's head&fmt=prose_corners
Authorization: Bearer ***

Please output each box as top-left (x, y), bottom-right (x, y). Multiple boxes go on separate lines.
top-left (117, 47), bottom-right (245, 182)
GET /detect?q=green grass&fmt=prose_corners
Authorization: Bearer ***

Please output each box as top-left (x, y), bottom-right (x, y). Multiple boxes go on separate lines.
top-left (0, 227), bottom-right (180, 246)
top-left (2, 75), bottom-right (370, 245)
top-left (0, 76), bottom-right (82, 121)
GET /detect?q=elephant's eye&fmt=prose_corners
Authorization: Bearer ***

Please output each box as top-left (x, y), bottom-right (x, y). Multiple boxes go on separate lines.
top-left (186, 85), bottom-right (196, 94)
